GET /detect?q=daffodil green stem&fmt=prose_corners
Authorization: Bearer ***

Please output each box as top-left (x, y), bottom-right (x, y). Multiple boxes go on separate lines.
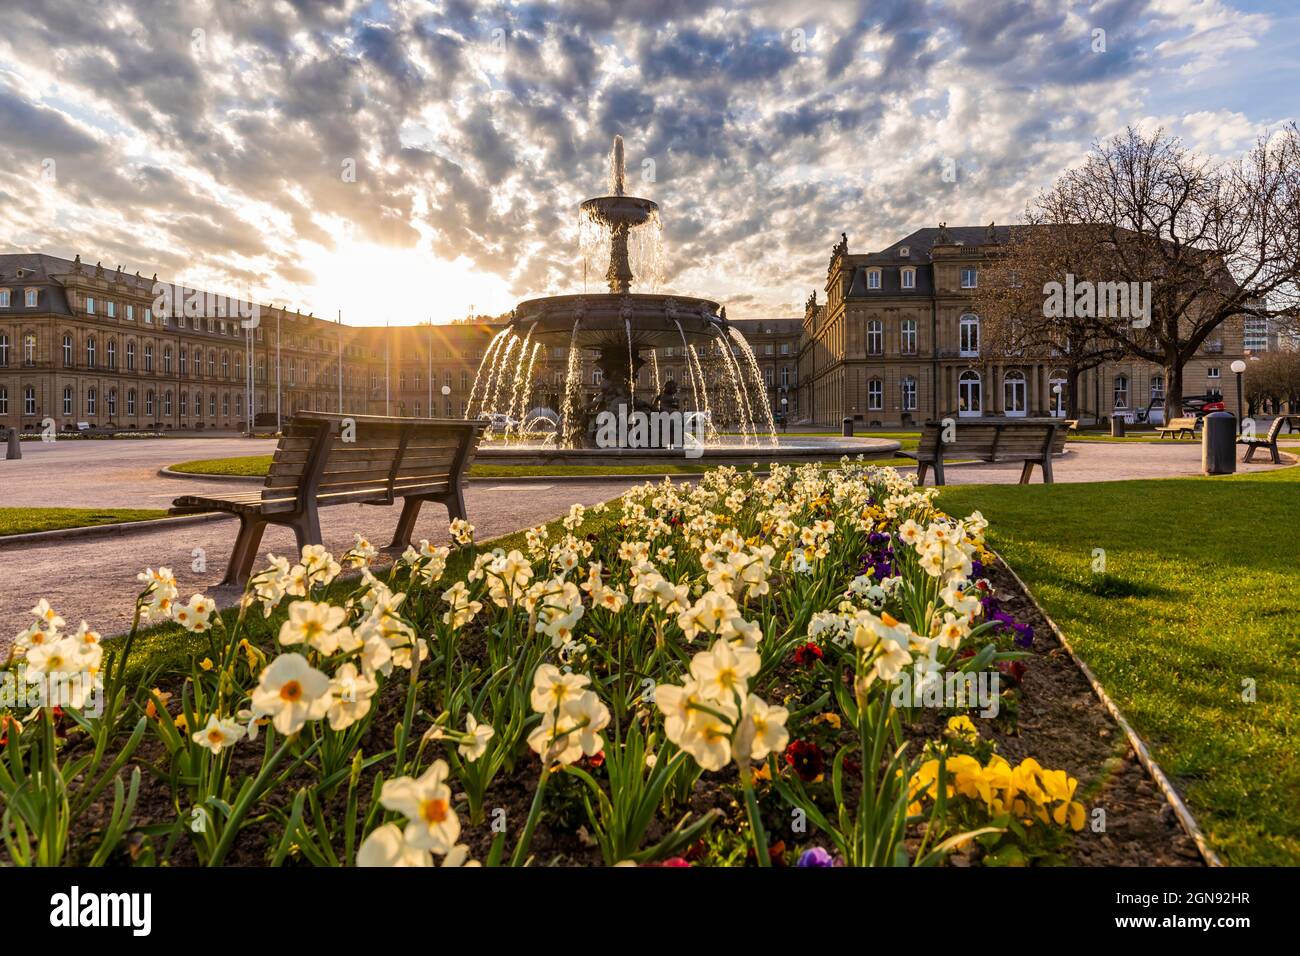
top-left (739, 765), bottom-right (770, 867)
top-left (511, 766), bottom-right (551, 867)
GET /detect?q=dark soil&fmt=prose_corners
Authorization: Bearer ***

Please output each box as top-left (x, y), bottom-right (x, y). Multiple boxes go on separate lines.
top-left (975, 560), bottom-right (1203, 866)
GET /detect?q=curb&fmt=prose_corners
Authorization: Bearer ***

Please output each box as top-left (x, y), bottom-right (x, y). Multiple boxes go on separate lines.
top-left (992, 549), bottom-right (1224, 868)
top-left (0, 511), bottom-right (233, 549)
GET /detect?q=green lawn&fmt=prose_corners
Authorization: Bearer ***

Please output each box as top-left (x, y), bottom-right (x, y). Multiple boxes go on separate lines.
top-left (0, 507), bottom-right (168, 537)
top-left (938, 466), bottom-right (1300, 866)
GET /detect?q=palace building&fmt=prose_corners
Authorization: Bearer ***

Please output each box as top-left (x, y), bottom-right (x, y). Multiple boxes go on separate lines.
top-left (796, 225), bottom-right (1247, 427)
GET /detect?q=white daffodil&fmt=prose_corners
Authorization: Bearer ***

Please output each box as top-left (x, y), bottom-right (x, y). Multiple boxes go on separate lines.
top-left (278, 600), bottom-right (351, 654)
top-left (250, 653), bottom-right (331, 735)
top-left (173, 594), bottom-right (216, 633)
top-left (448, 518), bottom-right (475, 545)
top-left (30, 599), bottom-right (65, 632)
top-left (733, 694), bottom-right (790, 764)
top-left (380, 760), bottom-right (461, 853)
top-left (326, 663), bottom-right (378, 731)
top-left (457, 714), bottom-right (495, 762)
top-left (441, 581), bottom-right (483, 629)
top-left (357, 823), bottom-right (432, 867)
top-left (689, 638), bottom-right (760, 703)
top-left (529, 663), bottom-right (591, 714)
top-left (191, 714), bottom-right (245, 755)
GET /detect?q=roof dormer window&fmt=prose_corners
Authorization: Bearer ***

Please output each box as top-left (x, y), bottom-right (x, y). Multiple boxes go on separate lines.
top-left (867, 269), bottom-right (881, 290)
top-left (901, 267), bottom-right (916, 290)
top-left (26, 288), bottom-right (39, 308)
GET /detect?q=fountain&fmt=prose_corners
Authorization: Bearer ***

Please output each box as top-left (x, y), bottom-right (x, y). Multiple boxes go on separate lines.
top-left (469, 135), bottom-right (900, 466)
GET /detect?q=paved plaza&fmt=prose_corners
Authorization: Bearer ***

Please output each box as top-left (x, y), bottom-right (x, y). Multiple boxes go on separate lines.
top-left (0, 436), bottom-right (1290, 644)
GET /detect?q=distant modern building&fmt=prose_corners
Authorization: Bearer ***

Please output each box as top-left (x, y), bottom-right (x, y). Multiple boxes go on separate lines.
top-left (796, 226), bottom-right (1248, 427)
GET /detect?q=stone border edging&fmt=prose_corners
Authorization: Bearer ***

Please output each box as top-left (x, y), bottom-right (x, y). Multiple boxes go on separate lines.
top-left (991, 549), bottom-right (1224, 868)
top-left (0, 511), bottom-right (232, 549)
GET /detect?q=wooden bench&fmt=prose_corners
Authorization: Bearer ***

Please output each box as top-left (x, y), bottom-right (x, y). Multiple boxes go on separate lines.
top-left (1238, 416), bottom-right (1287, 464)
top-left (170, 412), bottom-right (486, 586)
top-left (1155, 416), bottom-right (1198, 440)
top-left (898, 418), bottom-right (1068, 486)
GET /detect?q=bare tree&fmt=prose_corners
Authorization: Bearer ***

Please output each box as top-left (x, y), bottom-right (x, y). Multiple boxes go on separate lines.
top-left (976, 218), bottom-right (1125, 419)
top-left (998, 126), bottom-right (1300, 420)
top-left (1245, 350), bottom-right (1300, 415)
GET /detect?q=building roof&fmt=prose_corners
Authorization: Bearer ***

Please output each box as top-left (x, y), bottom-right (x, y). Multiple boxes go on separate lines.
top-left (727, 317), bottom-right (802, 334)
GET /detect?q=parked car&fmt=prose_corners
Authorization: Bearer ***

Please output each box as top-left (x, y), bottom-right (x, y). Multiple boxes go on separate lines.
top-left (1182, 394), bottom-right (1226, 418)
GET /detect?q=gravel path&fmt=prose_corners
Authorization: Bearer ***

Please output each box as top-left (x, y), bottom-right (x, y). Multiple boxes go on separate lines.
top-left (0, 436), bottom-right (1289, 644)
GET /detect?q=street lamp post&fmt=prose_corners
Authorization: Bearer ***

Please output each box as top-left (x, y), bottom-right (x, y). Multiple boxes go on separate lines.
top-left (441, 384), bottom-right (451, 419)
top-left (1231, 358), bottom-right (1247, 429)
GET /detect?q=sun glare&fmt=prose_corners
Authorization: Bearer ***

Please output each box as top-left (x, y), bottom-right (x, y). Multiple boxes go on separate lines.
top-left (300, 241), bottom-right (515, 327)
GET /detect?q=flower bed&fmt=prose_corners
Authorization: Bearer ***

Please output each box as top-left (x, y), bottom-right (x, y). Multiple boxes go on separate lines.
top-left (1, 462), bottom-right (1198, 867)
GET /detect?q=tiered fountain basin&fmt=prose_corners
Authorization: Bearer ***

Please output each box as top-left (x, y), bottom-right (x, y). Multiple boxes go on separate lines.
top-left (475, 434), bottom-right (901, 467)
top-left (512, 292), bottom-right (724, 348)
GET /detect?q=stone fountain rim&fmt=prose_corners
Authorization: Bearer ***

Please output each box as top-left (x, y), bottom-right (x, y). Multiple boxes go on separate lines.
top-left (513, 291), bottom-right (725, 315)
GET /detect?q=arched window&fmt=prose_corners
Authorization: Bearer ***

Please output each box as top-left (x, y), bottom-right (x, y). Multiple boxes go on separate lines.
top-left (209, 393), bottom-right (217, 417)
top-left (86, 336), bottom-right (96, 368)
top-left (867, 377), bottom-right (883, 411)
top-left (959, 314), bottom-right (980, 357)
top-left (126, 389), bottom-right (136, 416)
top-left (222, 393), bottom-right (230, 417)
top-left (180, 391), bottom-right (188, 417)
top-left (62, 334), bottom-right (73, 367)
top-left (179, 348), bottom-right (188, 376)
top-left (208, 350), bottom-right (216, 376)
top-left (164, 346), bottom-right (173, 374)
top-left (1049, 369), bottom-right (1067, 417)
top-left (0, 333), bottom-right (7, 367)
top-left (958, 370), bottom-right (982, 417)
top-left (126, 341), bottom-right (136, 370)
top-left (145, 390), bottom-right (155, 417)
top-left (24, 386), bottom-right (36, 415)
top-left (62, 385), bottom-right (73, 415)
top-left (107, 338), bottom-right (116, 369)
top-left (901, 376), bottom-right (917, 412)
top-left (164, 391), bottom-right (173, 416)
top-left (24, 333), bottom-right (37, 366)
top-left (144, 343), bottom-right (154, 372)
top-left (222, 351), bottom-right (229, 378)
top-left (86, 387), bottom-right (97, 415)
top-left (1113, 374), bottom-right (1129, 410)
top-left (1003, 370), bottom-right (1027, 417)
top-left (107, 389), bottom-right (117, 416)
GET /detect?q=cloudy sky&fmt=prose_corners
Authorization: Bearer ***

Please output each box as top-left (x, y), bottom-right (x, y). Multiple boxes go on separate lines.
top-left (1, 0), bottom-right (1296, 324)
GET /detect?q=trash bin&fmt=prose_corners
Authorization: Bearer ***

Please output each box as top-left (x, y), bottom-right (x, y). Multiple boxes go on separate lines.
top-left (1110, 415), bottom-right (1126, 438)
top-left (5, 427), bottom-right (19, 460)
top-left (1202, 411), bottom-right (1236, 475)
top-left (842, 417), bottom-right (854, 438)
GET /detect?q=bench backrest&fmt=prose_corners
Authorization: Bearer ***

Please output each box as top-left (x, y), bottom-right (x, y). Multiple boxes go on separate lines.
top-left (1166, 417), bottom-right (1198, 429)
top-left (1263, 416), bottom-right (1286, 441)
top-left (916, 418), bottom-right (1064, 460)
top-left (263, 413), bottom-right (486, 505)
